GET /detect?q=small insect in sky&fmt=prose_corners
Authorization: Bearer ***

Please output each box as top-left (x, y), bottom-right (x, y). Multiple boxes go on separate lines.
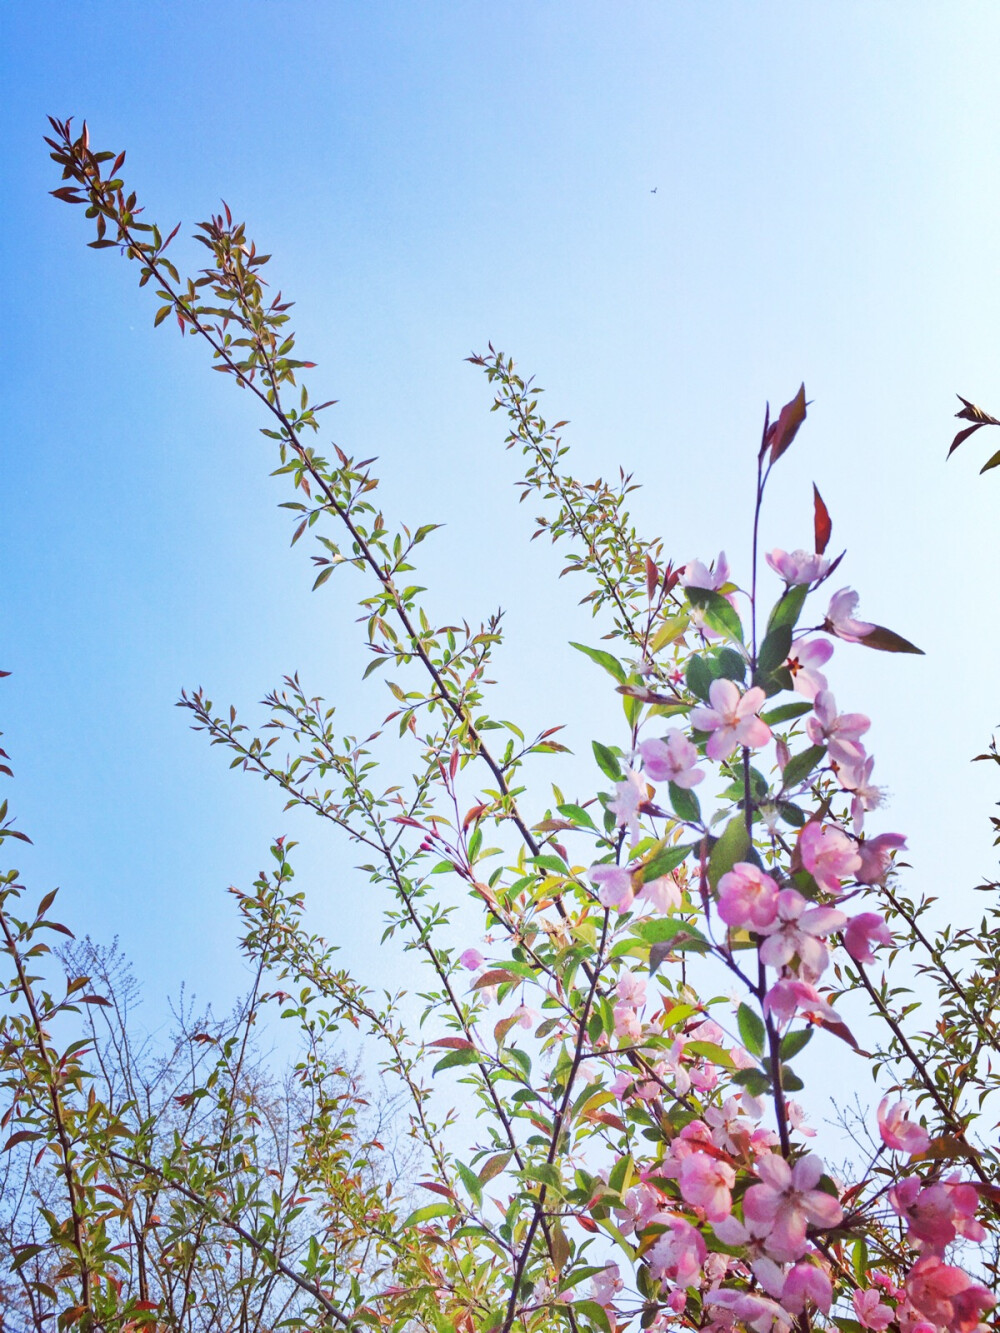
top-left (650, 186), bottom-right (658, 193)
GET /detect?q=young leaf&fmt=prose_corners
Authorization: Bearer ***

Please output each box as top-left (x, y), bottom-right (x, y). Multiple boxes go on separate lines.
top-left (857, 625), bottom-right (924, 655)
top-left (570, 641), bottom-right (627, 684)
top-left (781, 745), bottom-right (827, 789)
top-left (592, 741), bottom-right (623, 782)
top-left (813, 483), bottom-right (832, 554)
top-left (707, 816), bottom-right (750, 889)
top-left (737, 1003), bottom-right (766, 1057)
top-left (766, 383), bottom-right (807, 463)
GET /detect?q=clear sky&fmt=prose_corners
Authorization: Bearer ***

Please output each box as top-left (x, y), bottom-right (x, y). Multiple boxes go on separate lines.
top-left (3, 2), bottom-right (1000, 1068)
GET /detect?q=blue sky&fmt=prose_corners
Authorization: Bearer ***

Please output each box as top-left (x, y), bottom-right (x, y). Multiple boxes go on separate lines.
top-left (3, 2), bottom-right (1000, 1056)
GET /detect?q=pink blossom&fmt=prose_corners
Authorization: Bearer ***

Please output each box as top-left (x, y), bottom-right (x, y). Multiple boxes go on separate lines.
top-left (617, 970), bottom-right (646, 1007)
top-left (757, 888), bottom-right (846, 981)
top-left (459, 948), bottom-right (484, 971)
top-left (786, 1100), bottom-right (816, 1137)
top-left (705, 1289), bottom-right (792, 1333)
top-left (764, 978), bottom-right (840, 1028)
top-left (825, 587), bottom-right (876, 643)
top-left (878, 1098), bottom-right (929, 1155)
top-left (905, 1255), bottom-right (996, 1333)
top-left (646, 1214), bottom-right (707, 1288)
top-left (786, 638), bottom-right (833, 700)
top-left (640, 731), bottom-right (705, 789)
top-left (845, 913), bottom-right (894, 965)
top-left (856, 832), bottom-right (907, 885)
top-left (766, 548), bottom-right (831, 585)
top-left (511, 1004), bottom-right (538, 1030)
top-left (806, 690), bottom-right (870, 767)
top-left (678, 1150), bottom-right (736, 1222)
top-left (798, 821), bottom-right (861, 893)
top-left (590, 1262), bottom-right (623, 1308)
top-left (617, 1181), bottom-right (664, 1234)
top-left (840, 752), bottom-right (885, 833)
top-left (636, 873), bottom-right (682, 914)
top-left (743, 1152), bottom-right (843, 1261)
top-left (608, 766), bottom-right (646, 847)
top-left (588, 863), bottom-right (634, 912)
top-left (690, 679), bottom-right (771, 762)
top-left (682, 551), bottom-right (730, 591)
top-left (717, 862), bottom-right (780, 931)
top-left (853, 1287), bottom-right (894, 1331)
top-left (782, 1261), bottom-right (832, 1314)
top-left (613, 1003), bottom-right (643, 1042)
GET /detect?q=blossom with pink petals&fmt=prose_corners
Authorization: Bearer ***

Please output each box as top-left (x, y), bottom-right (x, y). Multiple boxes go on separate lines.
top-left (905, 1255), bottom-right (995, 1333)
top-left (806, 690), bottom-right (870, 767)
top-left (856, 832), bottom-right (907, 885)
top-left (782, 1261), bottom-right (832, 1314)
top-left (636, 873), bottom-right (682, 914)
top-left (590, 1263), bottom-right (623, 1309)
top-left (613, 1003), bottom-right (643, 1042)
top-left (640, 730), bottom-right (705, 789)
top-left (844, 913), bottom-right (894, 964)
top-left (758, 889), bottom-right (846, 981)
top-left (459, 948), bottom-right (484, 971)
top-left (717, 862), bottom-right (780, 931)
top-left (785, 637), bottom-right (834, 700)
top-left (646, 1214), bottom-right (707, 1288)
top-left (691, 679), bottom-right (771, 762)
top-left (825, 588), bottom-right (875, 643)
top-left (608, 767), bottom-right (646, 846)
top-left (588, 863), bottom-right (634, 912)
top-left (853, 1288), bottom-right (894, 1330)
top-left (682, 551), bottom-right (730, 591)
top-left (878, 1097), bottom-right (929, 1154)
top-left (766, 549), bottom-right (831, 585)
top-left (798, 821), bottom-right (861, 893)
top-left (678, 1150), bottom-right (736, 1222)
top-left (840, 752), bottom-right (885, 833)
top-left (763, 979), bottom-right (840, 1028)
top-left (742, 1152), bottom-right (843, 1261)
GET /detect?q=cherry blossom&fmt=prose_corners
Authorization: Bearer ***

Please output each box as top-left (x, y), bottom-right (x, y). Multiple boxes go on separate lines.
top-left (852, 1286), bottom-right (895, 1330)
top-left (878, 1097), bottom-right (930, 1154)
top-left (640, 730), bottom-right (705, 788)
top-left (717, 862), bottom-right (780, 931)
top-left (459, 948), bottom-right (484, 970)
top-left (806, 690), bottom-right (870, 766)
top-left (705, 1288), bottom-right (792, 1333)
top-left (690, 679), bottom-right (771, 762)
top-left (766, 548), bottom-right (831, 585)
top-left (856, 831), bottom-right (907, 884)
top-left (844, 913), bottom-right (894, 964)
top-left (840, 752), bottom-right (885, 832)
top-left (636, 872), bottom-right (682, 913)
top-left (781, 1260), bottom-right (832, 1314)
top-left (763, 978), bottom-right (841, 1028)
top-left (608, 766), bottom-right (646, 846)
top-left (646, 1214), bottom-right (707, 1288)
top-left (785, 637), bottom-right (833, 699)
top-left (678, 1150), bottom-right (736, 1222)
top-left (758, 889), bottom-right (846, 980)
top-left (824, 588), bottom-right (875, 643)
top-left (798, 820), bottom-right (861, 893)
top-left (682, 550), bottom-right (730, 591)
top-left (588, 863), bottom-right (634, 912)
top-left (742, 1152), bottom-right (843, 1261)
top-left (905, 1255), bottom-right (995, 1333)
top-left (590, 1263), bottom-right (623, 1308)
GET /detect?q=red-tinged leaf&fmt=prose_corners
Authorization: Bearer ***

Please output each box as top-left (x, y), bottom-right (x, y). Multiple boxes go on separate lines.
top-left (41, 921), bottom-right (74, 937)
top-left (582, 1110), bottom-right (627, 1132)
top-left (474, 969), bottom-right (520, 989)
top-left (428, 1037), bottom-right (475, 1051)
top-left (947, 422), bottom-right (983, 458)
top-left (133, 1301), bottom-right (160, 1312)
top-left (392, 815), bottom-right (424, 828)
top-left (857, 624), bottom-right (924, 655)
top-left (813, 1013), bottom-right (864, 1053)
top-left (913, 1134), bottom-right (976, 1163)
top-left (416, 1180), bottom-right (456, 1199)
top-left (645, 555), bottom-right (658, 600)
top-left (766, 384), bottom-right (807, 464)
top-left (0, 670), bottom-right (10, 677)
top-left (478, 1151), bottom-right (512, 1183)
top-left (36, 889), bottom-right (58, 919)
top-left (955, 394), bottom-right (1000, 425)
top-left (3, 1130), bottom-right (43, 1151)
top-left (463, 803), bottom-right (488, 831)
top-left (974, 1182), bottom-right (1000, 1206)
top-left (494, 1015), bottom-right (519, 1044)
top-left (577, 1215), bottom-right (599, 1233)
top-left (813, 484), bottom-right (832, 555)
top-left (0, 765), bottom-right (13, 778)
top-left (78, 994), bottom-right (112, 1006)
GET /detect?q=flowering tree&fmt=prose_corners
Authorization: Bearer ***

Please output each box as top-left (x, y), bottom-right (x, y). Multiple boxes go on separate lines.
top-left (3, 115), bottom-right (997, 1333)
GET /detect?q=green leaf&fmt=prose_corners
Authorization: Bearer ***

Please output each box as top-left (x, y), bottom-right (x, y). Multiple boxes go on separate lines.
top-left (780, 1065), bottom-right (804, 1091)
top-left (781, 745), bottom-right (827, 789)
top-left (639, 843), bottom-right (691, 882)
top-left (981, 447), bottom-right (1000, 473)
top-left (401, 1201), bottom-right (454, 1228)
top-left (592, 741), bottom-right (623, 783)
top-left (571, 642), bottom-right (627, 684)
top-left (646, 920), bottom-right (710, 971)
top-left (668, 782), bottom-right (701, 824)
top-left (707, 816), bottom-right (750, 889)
top-left (455, 1159), bottom-right (484, 1208)
top-left (573, 1299), bottom-right (613, 1333)
top-left (685, 587), bottom-right (744, 642)
top-left (761, 699), bottom-right (812, 726)
top-left (432, 1048), bottom-right (481, 1074)
top-left (757, 624), bottom-right (792, 677)
top-left (737, 1003), bottom-right (766, 1057)
top-left (715, 646), bottom-right (747, 682)
top-left (780, 1027), bottom-right (813, 1061)
top-left (731, 1068), bottom-right (771, 1096)
top-left (557, 803), bottom-right (598, 831)
top-left (686, 655), bottom-right (714, 701)
top-left (851, 1238), bottom-right (869, 1285)
top-left (767, 583), bottom-right (808, 635)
